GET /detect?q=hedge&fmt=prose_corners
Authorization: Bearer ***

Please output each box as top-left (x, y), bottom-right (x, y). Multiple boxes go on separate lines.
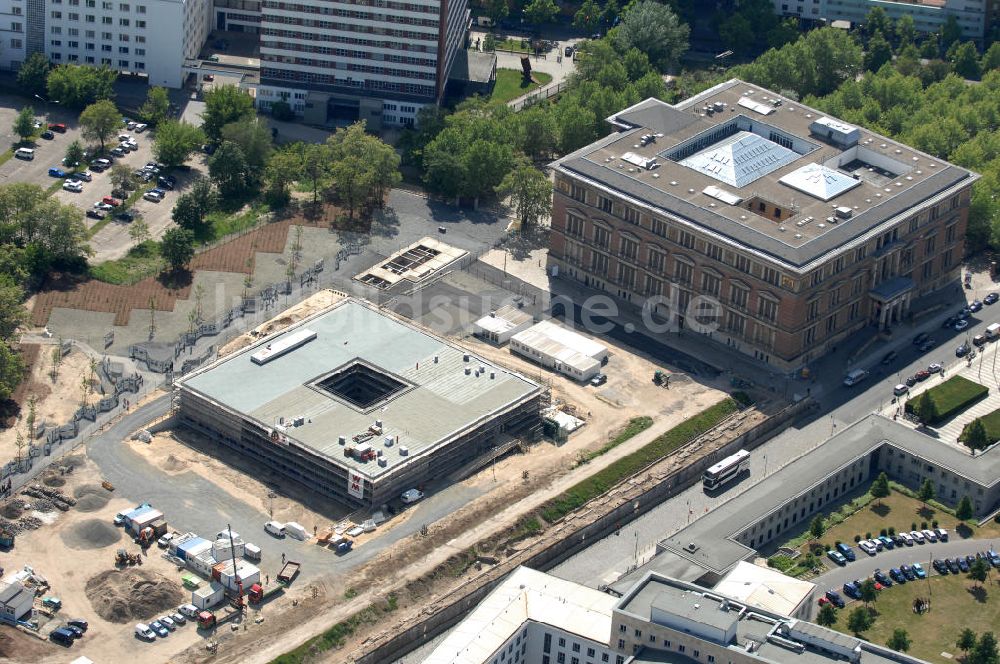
top-left (540, 398), bottom-right (739, 523)
top-left (904, 375), bottom-right (988, 424)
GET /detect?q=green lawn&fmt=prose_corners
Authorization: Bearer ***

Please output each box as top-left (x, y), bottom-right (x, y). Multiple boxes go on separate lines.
top-left (496, 38), bottom-right (532, 53)
top-left (88, 240), bottom-right (164, 285)
top-left (905, 375), bottom-right (988, 424)
top-left (578, 416), bottom-right (654, 464)
top-left (961, 407), bottom-right (1000, 445)
top-left (491, 69), bottom-right (553, 105)
top-left (831, 573), bottom-right (1000, 663)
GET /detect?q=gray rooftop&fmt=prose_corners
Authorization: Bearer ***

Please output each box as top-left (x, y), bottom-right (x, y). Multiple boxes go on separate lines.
top-left (180, 299), bottom-right (541, 480)
top-left (554, 79), bottom-right (977, 272)
top-left (617, 573), bottom-right (928, 664)
top-left (617, 414), bottom-right (1000, 585)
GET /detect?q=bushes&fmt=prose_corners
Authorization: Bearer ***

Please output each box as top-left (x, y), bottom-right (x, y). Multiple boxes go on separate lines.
top-left (540, 398), bottom-right (738, 522)
top-left (904, 376), bottom-right (988, 424)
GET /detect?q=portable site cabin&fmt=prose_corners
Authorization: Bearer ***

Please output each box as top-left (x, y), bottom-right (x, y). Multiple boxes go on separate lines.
top-left (472, 305), bottom-right (534, 345)
top-left (191, 581), bottom-right (225, 610)
top-left (123, 506), bottom-right (166, 536)
top-left (509, 320), bottom-right (608, 382)
top-left (189, 549), bottom-right (219, 577)
top-left (176, 537), bottom-right (211, 562)
top-left (0, 580), bottom-right (34, 624)
top-left (212, 537), bottom-right (245, 560)
top-left (217, 560), bottom-right (261, 592)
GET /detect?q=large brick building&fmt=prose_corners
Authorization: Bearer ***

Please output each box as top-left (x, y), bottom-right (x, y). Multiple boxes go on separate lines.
top-left (549, 79), bottom-right (978, 371)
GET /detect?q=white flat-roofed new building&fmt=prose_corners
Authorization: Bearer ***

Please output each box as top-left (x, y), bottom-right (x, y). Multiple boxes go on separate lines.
top-left (713, 561), bottom-right (815, 619)
top-left (255, 0), bottom-right (469, 128)
top-left (473, 304), bottom-right (534, 345)
top-left (0, 0), bottom-right (26, 70)
top-left (40, 0), bottom-right (211, 87)
top-left (510, 320), bottom-right (609, 382)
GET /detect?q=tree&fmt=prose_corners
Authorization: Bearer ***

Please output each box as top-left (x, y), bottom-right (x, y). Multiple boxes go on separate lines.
top-left (46, 64), bottom-right (116, 109)
top-left (270, 100), bottom-right (295, 121)
top-left (915, 391), bottom-right (938, 425)
top-left (221, 119), bottom-right (274, 180)
top-left (970, 632), bottom-right (998, 664)
top-left (160, 227), bottom-right (195, 271)
top-left (719, 14), bottom-right (755, 57)
top-left (983, 43), bottom-right (1000, 72)
top-left (957, 494), bottom-right (975, 520)
top-left (0, 280), bottom-right (26, 340)
top-left (958, 629), bottom-right (978, 657)
top-left (573, 0), bottom-right (601, 34)
top-left (152, 119), bottom-right (205, 167)
top-left (809, 514), bottom-right (825, 540)
top-left (964, 418), bottom-right (990, 453)
top-left (863, 7), bottom-right (891, 43)
top-left (887, 628), bottom-right (911, 653)
top-left (0, 343), bottom-right (25, 402)
top-left (554, 101), bottom-right (596, 153)
top-left (523, 0), bottom-right (557, 26)
top-left (817, 603), bottom-right (837, 627)
top-left (264, 148), bottom-right (301, 209)
top-left (138, 86), bottom-right (170, 126)
top-left (201, 85), bottom-right (256, 143)
top-left (601, 0), bottom-right (619, 28)
top-left (895, 14), bottom-right (916, 48)
top-left (17, 53), bottom-right (51, 99)
top-left (208, 141), bottom-right (251, 199)
top-left (515, 105), bottom-right (558, 161)
top-left (80, 99), bottom-right (121, 153)
top-left (871, 472), bottom-right (890, 506)
top-left (921, 34), bottom-right (940, 59)
top-left (128, 218), bottom-right (150, 247)
top-left (496, 159), bottom-right (551, 228)
top-left (918, 478), bottom-right (935, 506)
top-left (327, 122), bottom-right (400, 219)
top-left (865, 30), bottom-right (893, 72)
top-left (859, 579), bottom-right (878, 608)
top-left (846, 606), bottom-right (872, 635)
top-left (300, 143), bottom-right (330, 205)
top-left (970, 557), bottom-right (990, 587)
top-left (952, 41), bottom-right (982, 80)
top-left (485, 0), bottom-right (508, 28)
top-left (613, 0), bottom-right (690, 71)
top-left (13, 107), bottom-right (35, 143)
top-left (109, 163), bottom-right (136, 196)
top-left (172, 178), bottom-right (217, 231)
top-left (941, 14), bottom-right (962, 50)
top-left (64, 140), bottom-right (85, 170)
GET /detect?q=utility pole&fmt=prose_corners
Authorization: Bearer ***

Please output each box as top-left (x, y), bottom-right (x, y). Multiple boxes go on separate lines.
top-left (148, 296), bottom-right (157, 340)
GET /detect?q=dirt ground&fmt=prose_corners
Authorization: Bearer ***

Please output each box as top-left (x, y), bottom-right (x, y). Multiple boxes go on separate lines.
top-left (217, 289), bottom-right (345, 358)
top-left (0, 347), bottom-right (98, 461)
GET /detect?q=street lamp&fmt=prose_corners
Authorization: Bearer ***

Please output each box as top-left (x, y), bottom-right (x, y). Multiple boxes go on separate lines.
top-left (33, 94), bottom-right (48, 119)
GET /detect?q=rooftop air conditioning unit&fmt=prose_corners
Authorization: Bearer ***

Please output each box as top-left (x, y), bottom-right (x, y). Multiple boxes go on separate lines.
top-left (835, 206), bottom-right (853, 220)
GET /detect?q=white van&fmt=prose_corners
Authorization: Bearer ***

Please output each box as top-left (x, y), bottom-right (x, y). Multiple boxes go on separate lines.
top-left (986, 322), bottom-right (1000, 340)
top-left (14, 148), bottom-right (34, 160)
top-left (135, 623), bottom-right (155, 641)
top-left (264, 521), bottom-right (285, 537)
top-left (843, 369), bottom-right (869, 387)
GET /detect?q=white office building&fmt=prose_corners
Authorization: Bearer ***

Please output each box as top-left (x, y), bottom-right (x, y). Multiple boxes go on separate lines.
top-left (0, 0), bottom-right (26, 70)
top-left (772, 0), bottom-right (988, 42)
top-left (510, 320), bottom-right (609, 382)
top-left (37, 0), bottom-right (211, 86)
top-left (254, 0), bottom-right (469, 128)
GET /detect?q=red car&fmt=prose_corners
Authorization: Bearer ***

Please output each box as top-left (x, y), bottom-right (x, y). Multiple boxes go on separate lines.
top-left (48, 123), bottom-right (67, 133)
top-left (914, 369), bottom-right (931, 381)
top-left (817, 596), bottom-right (830, 606)
top-left (101, 195), bottom-right (122, 206)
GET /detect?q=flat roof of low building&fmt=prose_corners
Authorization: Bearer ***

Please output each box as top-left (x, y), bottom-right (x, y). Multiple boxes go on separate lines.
top-left (553, 79), bottom-right (977, 272)
top-left (617, 413), bottom-right (1000, 585)
top-left (353, 237), bottom-right (467, 289)
top-left (512, 320), bottom-right (607, 372)
top-left (474, 304), bottom-right (534, 335)
top-left (714, 562), bottom-right (815, 616)
top-left (180, 299), bottom-right (541, 481)
top-left (424, 566), bottom-right (616, 664)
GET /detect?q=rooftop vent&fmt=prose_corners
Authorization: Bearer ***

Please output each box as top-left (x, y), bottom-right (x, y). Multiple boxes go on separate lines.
top-left (835, 206), bottom-right (853, 219)
top-left (685, 542), bottom-right (699, 553)
top-left (809, 116), bottom-right (860, 148)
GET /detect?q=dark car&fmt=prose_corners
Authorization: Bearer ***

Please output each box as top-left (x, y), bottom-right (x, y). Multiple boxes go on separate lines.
top-left (65, 625), bottom-right (84, 638)
top-left (957, 343), bottom-right (971, 357)
top-left (50, 627), bottom-right (75, 646)
top-left (919, 340), bottom-right (936, 352)
top-left (913, 332), bottom-right (930, 345)
top-left (974, 334), bottom-right (989, 346)
top-left (874, 569), bottom-right (892, 587)
top-left (986, 293), bottom-right (999, 305)
top-left (971, 299), bottom-right (984, 312)
top-left (946, 558), bottom-right (961, 573)
top-left (40, 130), bottom-right (55, 140)
top-left (825, 590), bottom-right (845, 608)
top-left (890, 567), bottom-right (906, 583)
top-left (115, 210), bottom-right (135, 222)
top-left (67, 619), bottom-right (88, 632)
top-left (891, 534), bottom-right (906, 547)
top-left (943, 316), bottom-right (959, 328)
top-left (905, 376), bottom-right (917, 387)
top-left (86, 209), bottom-right (106, 220)
top-left (958, 307), bottom-right (972, 320)
top-left (881, 351), bottom-right (897, 365)
top-left (933, 559), bottom-right (948, 574)
top-left (901, 565), bottom-right (916, 581)
top-left (836, 542), bottom-right (856, 562)
top-left (843, 581), bottom-right (861, 599)
top-left (958, 557), bottom-right (971, 573)
top-left (156, 176), bottom-right (175, 190)
top-left (966, 554), bottom-right (977, 568)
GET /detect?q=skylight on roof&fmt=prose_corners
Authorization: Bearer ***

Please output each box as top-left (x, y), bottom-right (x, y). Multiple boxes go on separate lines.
top-left (779, 163), bottom-right (862, 202)
top-left (679, 131), bottom-right (798, 188)
top-left (737, 97), bottom-right (775, 115)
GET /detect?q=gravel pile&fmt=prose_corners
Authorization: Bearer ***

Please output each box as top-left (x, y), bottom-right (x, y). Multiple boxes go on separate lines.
top-left (86, 569), bottom-right (183, 623)
top-left (60, 519), bottom-right (121, 550)
top-left (42, 475), bottom-right (66, 488)
top-left (73, 485), bottom-right (109, 512)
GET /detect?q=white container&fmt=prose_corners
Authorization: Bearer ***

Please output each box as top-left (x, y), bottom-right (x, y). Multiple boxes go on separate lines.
top-left (244, 543), bottom-right (262, 561)
top-left (191, 581), bottom-right (225, 610)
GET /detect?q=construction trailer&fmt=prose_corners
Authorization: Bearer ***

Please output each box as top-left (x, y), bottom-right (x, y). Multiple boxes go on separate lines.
top-left (509, 320), bottom-right (608, 382)
top-left (0, 579), bottom-right (34, 624)
top-left (177, 538), bottom-right (212, 562)
top-left (191, 581), bottom-right (225, 610)
top-left (215, 560), bottom-right (260, 593)
top-left (189, 550), bottom-right (219, 578)
top-left (472, 305), bottom-right (534, 345)
top-left (212, 536), bottom-right (245, 560)
top-left (123, 506), bottom-right (166, 537)
top-left (176, 299), bottom-right (543, 509)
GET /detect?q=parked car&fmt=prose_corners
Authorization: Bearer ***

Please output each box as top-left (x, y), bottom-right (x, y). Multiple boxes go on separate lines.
top-left (958, 557), bottom-right (971, 573)
top-left (825, 590), bottom-right (845, 608)
top-left (157, 532), bottom-right (175, 548)
top-left (48, 123), bottom-right (67, 133)
top-left (943, 316), bottom-right (959, 328)
top-left (966, 554), bottom-right (977, 568)
top-left (859, 540), bottom-right (877, 555)
top-left (915, 370), bottom-right (931, 382)
top-left (150, 621), bottom-right (169, 637)
top-left (877, 535), bottom-right (895, 550)
top-left (62, 180), bottom-right (83, 192)
top-left (955, 319), bottom-right (971, 331)
top-left (893, 384), bottom-right (909, 396)
top-left (889, 568), bottom-right (906, 583)
top-left (905, 376), bottom-right (918, 387)
top-left (836, 542), bottom-right (857, 561)
top-left (170, 612), bottom-right (186, 625)
top-left (910, 530), bottom-right (925, 544)
top-left (590, 373), bottom-right (607, 387)
top-left (946, 558), bottom-right (961, 573)
top-left (134, 123), bottom-right (148, 132)
top-left (988, 550), bottom-right (1000, 567)
top-left (985, 293), bottom-right (999, 305)
top-left (48, 167), bottom-right (67, 178)
top-left (143, 191), bottom-right (163, 202)
top-left (919, 340), bottom-right (936, 352)
top-left (101, 196), bottom-right (122, 206)
top-left (110, 147), bottom-right (127, 158)
top-left (936, 528), bottom-right (949, 541)
top-left (50, 627), bottom-right (75, 646)
top-left (157, 176), bottom-right (175, 190)
top-left (913, 333), bottom-right (930, 345)
top-left (178, 604), bottom-right (199, 619)
top-left (891, 534), bottom-right (906, 547)
top-left (112, 511), bottom-right (125, 525)
top-left (971, 299), bottom-right (984, 312)
top-left (874, 569), bottom-right (892, 587)
top-left (158, 615), bottom-right (176, 630)
top-left (901, 564), bottom-right (916, 580)
top-left (958, 307), bottom-right (972, 320)
top-left (957, 343), bottom-right (971, 357)
top-left (842, 581), bottom-right (861, 599)
top-left (933, 559), bottom-right (948, 574)
top-left (135, 623), bottom-right (156, 641)
top-left (899, 532), bottom-right (914, 546)
top-left (65, 625), bottom-right (84, 638)
top-left (115, 210), bottom-right (135, 222)
top-left (40, 130), bottom-right (54, 140)
top-left (827, 550), bottom-right (847, 566)
top-left (921, 529), bottom-right (937, 542)
top-left (817, 595), bottom-right (830, 606)
top-left (42, 596), bottom-right (62, 609)
top-left (401, 488), bottom-right (425, 504)
top-left (974, 334), bottom-right (989, 346)
top-left (74, 171), bottom-right (93, 182)
top-left (881, 351), bottom-right (897, 365)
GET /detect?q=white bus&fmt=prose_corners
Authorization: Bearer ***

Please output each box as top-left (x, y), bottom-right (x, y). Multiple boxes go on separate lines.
top-left (703, 449), bottom-right (750, 491)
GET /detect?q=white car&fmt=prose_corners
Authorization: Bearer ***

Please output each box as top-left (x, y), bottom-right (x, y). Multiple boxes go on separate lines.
top-left (94, 201), bottom-right (114, 211)
top-left (157, 532), bottom-right (175, 548)
top-left (858, 540), bottom-right (877, 555)
top-left (118, 133), bottom-right (133, 142)
top-left (62, 180), bottom-right (83, 192)
top-left (401, 488), bottom-right (424, 504)
top-left (935, 527), bottom-right (949, 541)
top-left (134, 123), bottom-right (148, 133)
top-left (143, 191), bottom-right (163, 202)
top-left (899, 531), bottom-right (914, 546)
top-left (893, 384), bottom-right (908, 396)
top-left (75, 171), bottom-right (93, 182)
top-left (158, 615), bottom-right (176, 630)
top-left (921, 529), bottom-right (937, 542)
top-left (177, 604), bottom-right (199, 619)
top-left (135, 623), bottom-right (156, 641)
top-left (910, 530), bottom-right (925, 544)
top-left (216, 529), bottom-right (240, 541)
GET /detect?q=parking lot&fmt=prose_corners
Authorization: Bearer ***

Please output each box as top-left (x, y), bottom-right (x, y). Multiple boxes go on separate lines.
top-left (0, 96), bottom-right (89, 187)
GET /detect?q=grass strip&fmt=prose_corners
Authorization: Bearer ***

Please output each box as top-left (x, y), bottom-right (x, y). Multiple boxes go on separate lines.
top-left (270, 594), bottom-right (399, 664)
top-left (578, 416), bottom-right (653, 464)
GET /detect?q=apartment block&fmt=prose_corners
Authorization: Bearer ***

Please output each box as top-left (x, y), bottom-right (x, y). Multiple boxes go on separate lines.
top-left (549, 80), bottom-right (978, 371)
top-left (0, 0), bottom-right (25, 70)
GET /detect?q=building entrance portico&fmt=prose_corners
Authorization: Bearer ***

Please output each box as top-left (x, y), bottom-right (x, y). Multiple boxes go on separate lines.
top-left (870, 276), bottom-right (914, 331)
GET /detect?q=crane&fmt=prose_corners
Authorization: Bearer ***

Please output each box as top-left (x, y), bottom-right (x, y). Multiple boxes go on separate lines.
top-left (226, 523), bottom-right (244, 614)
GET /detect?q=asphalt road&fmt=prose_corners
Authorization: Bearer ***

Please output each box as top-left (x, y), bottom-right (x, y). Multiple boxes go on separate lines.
top-left (549, 299), bottom-right (1000, 588)
top-left (83, 394), bottom-right (493, 584)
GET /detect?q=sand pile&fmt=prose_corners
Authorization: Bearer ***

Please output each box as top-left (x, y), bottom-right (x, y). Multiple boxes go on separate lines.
top-left (61, 519), bottom-right (121, 550)
top-left (1, 503), bottom-right (22, 520)
top-left (163, 454), bottom-right (188, 472)
top-left (86, 569), bottom-right (184, 623)
top-left (42, 474), bottom-right (66, 488)
top-left (74, 485), bottom-right (109, 512)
